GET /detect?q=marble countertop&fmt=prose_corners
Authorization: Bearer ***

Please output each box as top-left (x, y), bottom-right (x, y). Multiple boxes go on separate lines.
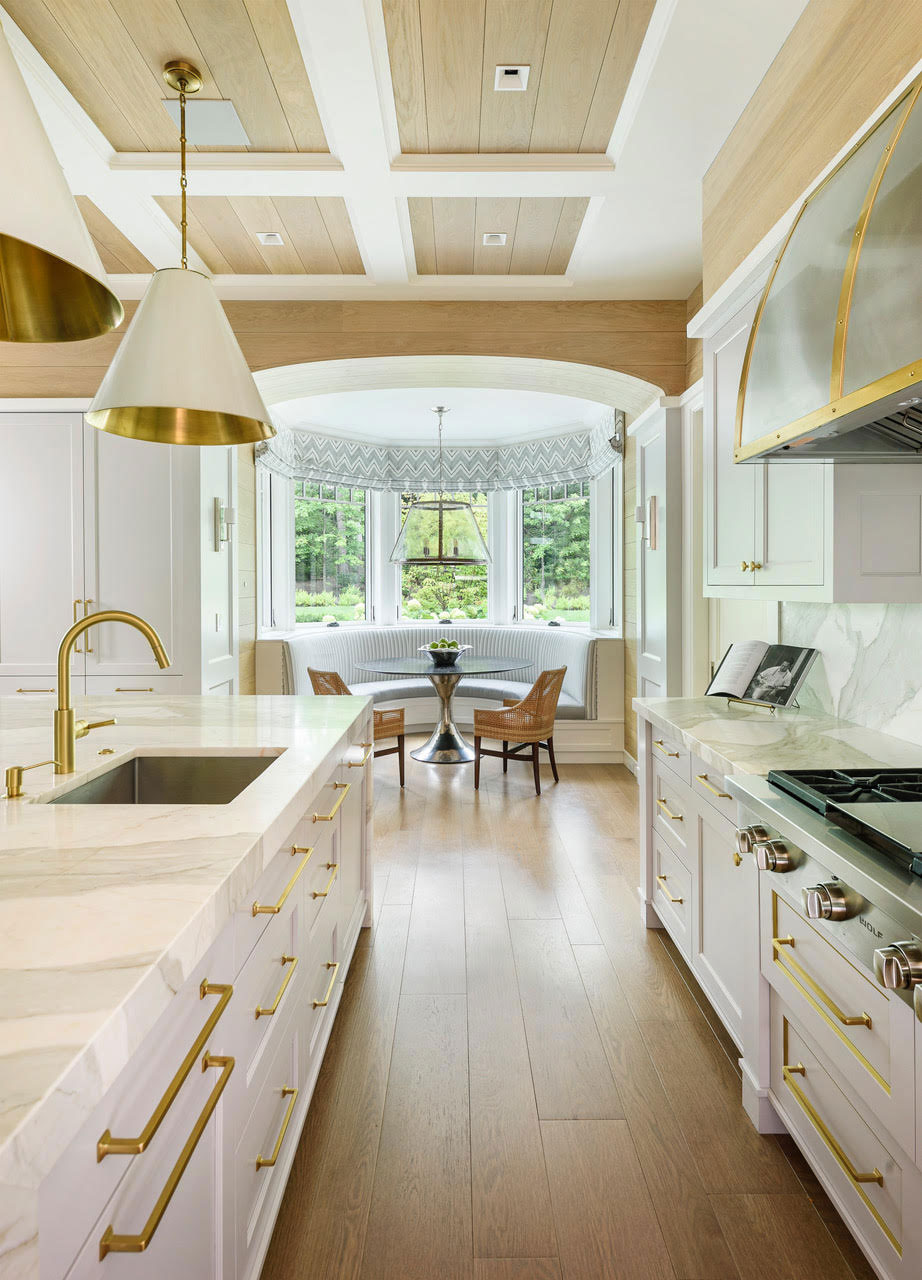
top-left (0, 693), bottom-right (370, 1273)
top-left (633, 696), bottom-right (922, 776)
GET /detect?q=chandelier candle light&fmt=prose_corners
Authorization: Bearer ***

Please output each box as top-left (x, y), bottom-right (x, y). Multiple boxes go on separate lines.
top-left (390, 407), bottom-right (491, 566)
top-left (85, 61), bottom-right (274, 447)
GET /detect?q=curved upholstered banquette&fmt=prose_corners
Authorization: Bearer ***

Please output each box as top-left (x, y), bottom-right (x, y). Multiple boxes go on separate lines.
top-left (270, 625), bottom-right (600, 719)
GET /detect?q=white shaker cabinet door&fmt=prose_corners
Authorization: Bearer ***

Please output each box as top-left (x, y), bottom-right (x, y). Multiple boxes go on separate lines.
top-left (0, 412), bottom-right (86, 683)
top-left (82, 429), bottom-right (187, 677)
top-left (755, 461), bottom-right (828, 588)
top-left (704, 298), bottom-right (759, 589)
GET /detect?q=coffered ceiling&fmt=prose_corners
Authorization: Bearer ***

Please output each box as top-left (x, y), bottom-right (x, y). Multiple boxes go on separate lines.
top-left (0, 0), bottom-right (810, 298)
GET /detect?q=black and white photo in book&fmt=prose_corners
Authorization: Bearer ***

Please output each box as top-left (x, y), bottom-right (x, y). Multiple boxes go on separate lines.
top-left (705, 639), bottom-right (818, 708)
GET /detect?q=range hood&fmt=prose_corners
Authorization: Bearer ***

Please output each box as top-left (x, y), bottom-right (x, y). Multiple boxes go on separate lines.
top-left (735, 74), bottom-right (922, 464)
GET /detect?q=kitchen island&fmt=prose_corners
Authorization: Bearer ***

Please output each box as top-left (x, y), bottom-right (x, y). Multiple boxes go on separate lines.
top-left (0, 693), bottom-right (373, 1280)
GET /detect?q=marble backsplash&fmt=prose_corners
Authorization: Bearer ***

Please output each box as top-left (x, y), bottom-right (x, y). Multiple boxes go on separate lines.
top-left (781, 603), bottom-right (922, 747)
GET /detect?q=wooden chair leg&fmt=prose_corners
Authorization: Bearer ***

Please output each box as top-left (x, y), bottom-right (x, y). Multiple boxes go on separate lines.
top-left (547, 736), bottom-right (559, 783)
top-left (531, 741), bottom-right (541, 795)
top-left (474, 736), bottom-right (481, 790)
top-left (397, 734), bottom-right (405, 788)
top-left (502, 741), bottom-right (508, 773)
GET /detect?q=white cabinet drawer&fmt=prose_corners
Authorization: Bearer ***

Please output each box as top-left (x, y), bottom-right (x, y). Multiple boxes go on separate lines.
top-left (691, 754), bottom-right (736, 824)
top-left (763, 889), bottom-right (914, 1146)
top-left (649, 728), bottom-right (691, 783)
top-left (652, 757), bottom-right (692, 862)
top-left (301, 897), bottom-right (343, 1065)
top-left (652, 831), bottom-right (691, 958)
top-left (695, 804), bottom-right (755, 1049)
top-left (84, 675), bottom-right (185, 696)
top-left (771, 997), bottom-right (904, 1262)
top-left (0, 677), bottom-right (58, 697)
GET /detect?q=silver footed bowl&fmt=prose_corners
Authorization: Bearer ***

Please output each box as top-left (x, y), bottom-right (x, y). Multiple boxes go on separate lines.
top-left (418, 643), bottom-right (472, 668)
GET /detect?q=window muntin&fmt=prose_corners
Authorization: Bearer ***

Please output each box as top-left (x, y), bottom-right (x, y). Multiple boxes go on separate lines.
top-left (399, 490), bottom-right (489, 620)
top-left (294, 480), bottom-right (367, 623)
top-left (521, 481), bottom-right (591, 623)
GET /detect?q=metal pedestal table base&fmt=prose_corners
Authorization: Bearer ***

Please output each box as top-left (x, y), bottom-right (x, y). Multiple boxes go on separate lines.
top-left (410, 670), bottom-right (474, 764)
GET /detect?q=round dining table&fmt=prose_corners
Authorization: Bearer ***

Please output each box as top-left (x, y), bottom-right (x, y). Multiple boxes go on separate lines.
top-left (354, 655), bottom-right (531, 765)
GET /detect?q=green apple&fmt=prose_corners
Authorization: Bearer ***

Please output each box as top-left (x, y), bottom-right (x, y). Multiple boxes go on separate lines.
top-left (448, 640), bottom-right (459, 649)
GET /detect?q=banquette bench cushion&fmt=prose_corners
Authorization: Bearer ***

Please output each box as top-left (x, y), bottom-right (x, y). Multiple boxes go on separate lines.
top-left (278, 625), bottom-right (598, 720)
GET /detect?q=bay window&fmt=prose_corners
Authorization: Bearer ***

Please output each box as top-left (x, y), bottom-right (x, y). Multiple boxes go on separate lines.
top-left (293, 480), bottom-right (368, 622)
top-left (521, 481), bottom-right (591, 622)
top-left (399, 490), bottom-right (489, 621)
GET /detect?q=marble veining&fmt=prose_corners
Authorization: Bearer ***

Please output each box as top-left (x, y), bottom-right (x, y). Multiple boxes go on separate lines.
top-left (0, 693), bottom-right (370, 1279)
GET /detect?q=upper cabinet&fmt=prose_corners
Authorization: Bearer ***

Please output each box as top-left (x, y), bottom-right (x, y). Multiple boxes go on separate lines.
top-left (702, 291), bottom-right (922, 602)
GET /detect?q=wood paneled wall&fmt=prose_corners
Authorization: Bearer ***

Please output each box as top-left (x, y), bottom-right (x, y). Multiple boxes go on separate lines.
top-left (702, 0), bottom-right (922, 299)
top-left (0, 300), bottom-right (688, 398)
top-left (685, 282), bottom-right (702, 390)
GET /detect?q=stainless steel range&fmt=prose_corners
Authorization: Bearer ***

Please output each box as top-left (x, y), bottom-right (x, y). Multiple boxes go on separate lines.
top-left (727, 769), bottom-right (922, 1014)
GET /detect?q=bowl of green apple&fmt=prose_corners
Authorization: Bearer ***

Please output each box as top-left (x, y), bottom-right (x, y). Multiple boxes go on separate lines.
top-left (419, 639), bottom-right (471, 667)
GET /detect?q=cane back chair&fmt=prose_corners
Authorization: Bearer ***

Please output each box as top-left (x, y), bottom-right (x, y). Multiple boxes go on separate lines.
top-left (473, 666), bottom-right (566, 795)
top-left (308, 667), bottom-right (405, 787)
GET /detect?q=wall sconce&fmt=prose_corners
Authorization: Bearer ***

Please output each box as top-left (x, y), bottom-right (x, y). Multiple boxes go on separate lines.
top-left (214, 497), bottom-right (236, 551)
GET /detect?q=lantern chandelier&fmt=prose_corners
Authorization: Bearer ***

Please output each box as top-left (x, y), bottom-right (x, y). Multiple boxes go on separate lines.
top-left (85, 60), bottom-right (275, 446)
top-left (389, 406), bottom-right (492, 566)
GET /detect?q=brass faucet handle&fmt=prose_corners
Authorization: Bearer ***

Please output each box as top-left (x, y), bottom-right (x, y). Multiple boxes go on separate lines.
top-left (75, 717), bottom-right (117, 740)
top-left (5, 760), bottom-right (60, 799)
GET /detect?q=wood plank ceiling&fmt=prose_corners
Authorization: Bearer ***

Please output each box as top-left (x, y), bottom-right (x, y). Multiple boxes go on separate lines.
top-left (1, 0), bottom-right (328, 152)
top-left (75, 197), bottom-right (155, 273)
top-left (409, 196), bottom-right (588, 274)
top-left (383, 0), bottom-right (657, 153)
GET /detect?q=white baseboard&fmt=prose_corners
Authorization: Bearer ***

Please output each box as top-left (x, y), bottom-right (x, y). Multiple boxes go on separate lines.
top-left (622, 750), bottom-right (638, 776)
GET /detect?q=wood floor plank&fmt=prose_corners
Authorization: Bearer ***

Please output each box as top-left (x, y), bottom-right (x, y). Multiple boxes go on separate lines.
top-left (640, 1017), bottom-right (798, 1194)
top-left (465, 857), bottom-right (557, 1258)
top-left (401, 853), bottom-right (467, 994)
top-left (574, 944), bottom-right (739, 1279)
top-left (475, 1261), bottom-right (562, 1280)
top-left (541, 1119), bottom-right (675, 1280)
top-left (710, 1193), bottom-right (856, 1280)
top-left (510, 918), bottom-right (622, 1120)
top-left (360, 994), bottom-right (473, 1279)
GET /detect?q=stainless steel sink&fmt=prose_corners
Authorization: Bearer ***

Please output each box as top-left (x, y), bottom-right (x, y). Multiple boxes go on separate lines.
top-left (46, 754), bottom-right (278, 805)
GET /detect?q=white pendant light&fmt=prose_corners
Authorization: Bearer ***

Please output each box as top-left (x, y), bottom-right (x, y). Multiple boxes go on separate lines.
top-left (86, 61), bottom-right (274, 447)
top-left (0, 24), bottom-right (122, 341)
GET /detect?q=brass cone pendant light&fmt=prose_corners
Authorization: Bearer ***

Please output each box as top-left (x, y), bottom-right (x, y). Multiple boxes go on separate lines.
top-left (390, 407), bottom-right (491, 566)
top-left (86, 61), bottom-right (274, 446)
top-left (0, 25), bottom-right (122, 341)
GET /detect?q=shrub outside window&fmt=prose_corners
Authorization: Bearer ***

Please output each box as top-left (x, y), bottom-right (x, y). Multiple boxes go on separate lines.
top-left (399, 490), bottom-right (489, 621)
top-left (521, 481), bottom-right (591, 623)
top-left (294, 480), bottom-right (367, 622)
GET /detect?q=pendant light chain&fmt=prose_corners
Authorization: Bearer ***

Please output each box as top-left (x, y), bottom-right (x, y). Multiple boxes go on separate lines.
top-left (179, 78), bottom-right (188, 269)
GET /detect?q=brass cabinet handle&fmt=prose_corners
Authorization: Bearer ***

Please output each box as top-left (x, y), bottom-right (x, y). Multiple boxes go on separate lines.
top-left (256, 1087), bottom-right (298, 1169)
top-left (656, 797), bottom-right (683, 821)
top-left (255, 955), bottom-right (298, 1019)
top-left (313, 781), bottom-right (350, 822)
top-left (99, 1052), bottom-right (235, 1257)
top-left (782, 1063), bottom-right (883, 1185)
top-left (16, 688), bottom-right (55, 694)
top-left (652, 739), bottom-right (680, 758)
top-left (347, 743), bottom-right (374, 767)
top-left (252, 845), bottom-right (314, 916)
top-left (733, 851), bottom-right (743, 867)
top-left (740, 560), bottom-right (751, 572)
top-left (97, 980), bottom-right (232, 1160)
top-left (73, 600), bottom-right (83, 652)
top-left (696, 773), bottom-right (731, 799)
top-left (311, 862), bottom-right (339, 900)
top-left (656, 874), bottom-right (683, 904)
top-left (115, 687), bottom-right (154, 693)
top-left (83, 599), bottom-right (94, 653)
top-left (773, 938), bottom-right (872, 1028)
top-left (751, 562), bottom-right (762, 570)
top-left (312, 961), bottom-right (340, 1007)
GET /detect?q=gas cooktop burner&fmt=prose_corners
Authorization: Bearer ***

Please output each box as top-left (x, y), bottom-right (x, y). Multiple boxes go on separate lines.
top-left (768, 767), bottom-right (922, 877)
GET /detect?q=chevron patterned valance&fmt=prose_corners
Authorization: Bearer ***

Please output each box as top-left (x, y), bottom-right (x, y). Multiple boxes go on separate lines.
top-left (256, 409), bottom-right (623, 490)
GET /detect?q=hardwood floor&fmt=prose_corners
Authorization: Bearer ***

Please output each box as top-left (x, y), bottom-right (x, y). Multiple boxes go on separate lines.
top-left (263, 748), bottom-right (876, 1280)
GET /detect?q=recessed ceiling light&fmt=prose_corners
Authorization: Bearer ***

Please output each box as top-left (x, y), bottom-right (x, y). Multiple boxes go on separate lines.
top-left (161, 97), bottom-right (250, 145)
top-left (256, 232), bottom-right (285, 246)
top-left (494, 65), bottom-right (529, 91)
top-left (482, 232), bottom-right (507, 246)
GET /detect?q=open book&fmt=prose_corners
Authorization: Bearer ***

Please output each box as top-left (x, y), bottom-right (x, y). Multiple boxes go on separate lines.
top-left (705, 641), bottom-right (818, 708)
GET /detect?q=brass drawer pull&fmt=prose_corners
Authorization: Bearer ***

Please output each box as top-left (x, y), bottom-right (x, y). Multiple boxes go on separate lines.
top-left (312, 961), bottom-right (340, 1007)
top-left (656, 874), bottom-right (683, 905)
top-left (773, 938), bottom-right (872, 1028)
top-left (313, 781), bottom-right (350, 822)
top-left (99, 1052), bottom-right (234, 1257)
top-left (347, 743), bottom-right (374, 767)
top-left (653, 739), bottom-right (680, 758)
top-left (115, 687), bottom-right (154, 693)
top-left (656, 797), bottom-right (683, 821)
top-left (782, 1063), bottom-right (883, 1186)
top-left (255, 955), bottom-right (298, 1019)
top-left (73, 599), bottom-right (83, 652)
top-left (696, 773), bottom-right (731, 799)
top-left (252, 845), bottom-right (314, 917)
top-left (83, 599), bottom-right (94, 653)
top-left (256, 1087), bottom-right (298, 1169)
top-left (16, 688), bottom-right (54, 694)
top-left (311, 862), bottom-right (339, 900)
top-left (97, 980), bottom-right (232, 1161)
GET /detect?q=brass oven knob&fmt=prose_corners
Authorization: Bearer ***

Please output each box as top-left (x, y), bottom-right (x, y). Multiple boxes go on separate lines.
top-left (736, 825), bottom-right (769, 855)
top-left (873, 942), bottom-right (922, 990)
top-left (802, 882), bottom-right (859, 921)
top-left (754, 839), bottom-right (794, 872)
